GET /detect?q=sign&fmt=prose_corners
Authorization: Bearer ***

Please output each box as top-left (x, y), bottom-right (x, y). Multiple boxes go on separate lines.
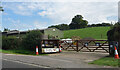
top-left (42, 48), bottom-right (59, 53)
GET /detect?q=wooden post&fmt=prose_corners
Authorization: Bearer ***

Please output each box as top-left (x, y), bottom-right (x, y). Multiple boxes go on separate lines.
top-left (76, 40), bottom-right (79, 52)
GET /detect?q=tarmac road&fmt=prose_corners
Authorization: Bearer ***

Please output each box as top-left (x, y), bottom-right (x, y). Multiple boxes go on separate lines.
top-left (1, 60), bottom-right (118, 70)
top-left (2, 52), bottom-right (110, 68)
top-left (1, 51), bottom-right (118, 70)
top-left (2, 59), bottom-right (41, 68)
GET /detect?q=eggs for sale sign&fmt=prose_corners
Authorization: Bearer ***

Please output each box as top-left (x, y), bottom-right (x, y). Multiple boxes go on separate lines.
top-left (42, 48), bottom-right (59, 53)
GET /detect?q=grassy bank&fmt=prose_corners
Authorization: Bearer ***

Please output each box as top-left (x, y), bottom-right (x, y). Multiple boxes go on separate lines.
top-left (64, 27), bottom-right (110, 39)
top-left (0, 49), bottom-right (47, 55)
top-left (89, 56), bottom-right (120, 67)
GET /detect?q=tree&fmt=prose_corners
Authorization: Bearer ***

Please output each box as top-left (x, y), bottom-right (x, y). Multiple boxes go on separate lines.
top-left (0, 2), bottom-right (4, 12)
top-left (88, 23), bottom-right (111, 27)
top-left (58, 24), bottom-right (69, 30)
top-left (48, 24), bottom-right (69, 30)
top-left (69, 15), bottom-right (88, 29)
top-left (102, 23), bottom-right (111, 26)
top-left (107, 22), bottom-right (120, 56)
top-left (22, 30), bottom-right (43, 51)
top-left (4, 28), bottom-right (10, 31)
top-left (0, 6), bottom-right (4, 11)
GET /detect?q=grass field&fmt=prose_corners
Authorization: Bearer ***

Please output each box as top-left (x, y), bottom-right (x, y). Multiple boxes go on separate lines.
top-left (64, 27), bottom-right (110, 39)
top-left (0, 49), bottom-right (47, 56)
top-left (89, 56), bottom-right (120, 67)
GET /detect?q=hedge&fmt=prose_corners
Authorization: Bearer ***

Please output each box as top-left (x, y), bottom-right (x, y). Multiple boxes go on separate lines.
top-left (2, 36), bottom-right (22, 50)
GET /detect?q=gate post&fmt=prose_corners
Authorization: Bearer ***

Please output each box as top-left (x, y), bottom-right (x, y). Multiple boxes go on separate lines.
top-left (76, 40), bottom-right (79, 52)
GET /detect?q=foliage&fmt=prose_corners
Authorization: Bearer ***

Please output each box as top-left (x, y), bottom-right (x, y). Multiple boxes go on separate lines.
top-left (2, 30), bottom-right (43, 54)
top-left (107, 22), bottom-right (120, 56)
top-left (71, 36), bottom-right (81, 40)
top-left (88, 23), bottom-right (112, 27)
top-left (48, 24), bottom-right (70, 30)
top-left (2, 36), bottom-right (21, 50)
top-left (69, 15), bottom-right (88, 29)
top-left (64, 27), bottom-right (110, 39)
top-left (0, 6), bottom-right (4, 11)
top-left (48, 15), bottom-right (111, 30)
top-left (22, 30), bottom-right (43, 51)
top-left (3, 28), bottom-right (10, 31)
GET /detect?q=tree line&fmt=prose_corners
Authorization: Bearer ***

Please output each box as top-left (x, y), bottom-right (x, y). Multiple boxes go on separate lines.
top-left (48, 15), bottom-right (112, 30)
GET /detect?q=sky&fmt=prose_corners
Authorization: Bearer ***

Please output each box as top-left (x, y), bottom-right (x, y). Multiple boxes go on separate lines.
top-left (1, 1), bottom-right (119, 31)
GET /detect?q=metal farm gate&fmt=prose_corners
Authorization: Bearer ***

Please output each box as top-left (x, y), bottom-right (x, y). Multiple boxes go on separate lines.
top-left (59, 40), bottom-right (109, 53)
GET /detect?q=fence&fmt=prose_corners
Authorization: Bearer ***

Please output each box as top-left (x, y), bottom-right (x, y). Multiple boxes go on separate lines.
top-left (59, 40), bottom-right (109, 53)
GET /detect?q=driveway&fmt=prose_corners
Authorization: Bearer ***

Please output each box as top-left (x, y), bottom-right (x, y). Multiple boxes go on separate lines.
top-left (2, 51), bottom-right (112, 68)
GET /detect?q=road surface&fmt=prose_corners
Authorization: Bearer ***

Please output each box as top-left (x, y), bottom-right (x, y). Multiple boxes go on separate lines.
top-left (2, 51), bottom-right (111, 68)
top-left (2, 59), bottom-right (41, 68)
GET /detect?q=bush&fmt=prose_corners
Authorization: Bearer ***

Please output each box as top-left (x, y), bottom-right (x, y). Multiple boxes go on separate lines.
top-left (22, 30), bottom-right (43, 51)
top-left (71, 36), bottom-right (81, 40)
top-left (2, 36), bottom-right (21, 50)
top-left (107, 22), bottom-right (120, 56)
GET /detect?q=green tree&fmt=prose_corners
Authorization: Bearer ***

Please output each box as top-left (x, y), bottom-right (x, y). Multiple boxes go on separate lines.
top-left (58, 24), bottom-right (69, 30)
top-left (3, 28), bottom-right (10, 31)
top-left (48, 24), bottom-right (69, 30)
top-left (0, 2), bottom-right (4, 12)
top-left (22, 30), bottom-right (43, 51)
top-left (0, 6), bottom-right (4, 11)
top-left (69, 15), bottom-right (88, 29)
top-left (107, 22), bottom-right (120, 56)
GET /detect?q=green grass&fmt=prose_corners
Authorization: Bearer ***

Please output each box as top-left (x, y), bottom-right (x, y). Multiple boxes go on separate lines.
top-left (0, 49), bottom-right (47, 56)
top-left (64, 27), bottom-right (110, 39)
top-left (89, 56), bottom-right (120, 67)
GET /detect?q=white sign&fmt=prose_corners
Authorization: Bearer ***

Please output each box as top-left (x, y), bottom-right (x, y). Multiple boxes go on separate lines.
top-left (43, 48), bottom-right (59, 53)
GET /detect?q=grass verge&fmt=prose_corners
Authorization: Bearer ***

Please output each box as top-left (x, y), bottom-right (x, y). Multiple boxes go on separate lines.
top-left (89, 56), bottom-right (120, 67)
top-left (0, 49), bottom-right (47, 56)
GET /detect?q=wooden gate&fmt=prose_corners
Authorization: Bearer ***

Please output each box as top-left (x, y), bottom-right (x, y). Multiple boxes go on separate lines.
top-left (59, 40), bottom-right (109, 53)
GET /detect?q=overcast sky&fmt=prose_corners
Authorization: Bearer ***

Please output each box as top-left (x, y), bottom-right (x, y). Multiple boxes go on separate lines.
top-left (1, 0), bottom-right (119, 31)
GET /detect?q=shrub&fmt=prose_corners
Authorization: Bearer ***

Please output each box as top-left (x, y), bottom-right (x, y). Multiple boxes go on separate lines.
top-left (71, 36), bottom-right (81, 40)
top-left (107, 22), bottom-right (120, 56)
top-left (22, 30), bottom-right (43, 51)
top-left (2, 36), bottom-right (21, 50)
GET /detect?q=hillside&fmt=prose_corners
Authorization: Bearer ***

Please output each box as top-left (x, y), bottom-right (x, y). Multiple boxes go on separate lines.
top-left (63, 27), bottom-right (110, 39)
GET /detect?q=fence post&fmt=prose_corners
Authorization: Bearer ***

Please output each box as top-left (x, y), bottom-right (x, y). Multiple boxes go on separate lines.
top-left (76, 40), bottom-right (79, 52)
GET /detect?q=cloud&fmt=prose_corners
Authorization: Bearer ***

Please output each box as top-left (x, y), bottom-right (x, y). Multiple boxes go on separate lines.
top-left (37, 2), bottom-right (118, 24)
top-left (3, 2), bottom-right (35, 16)
top-left (2, 12), bottom-right (8, 15)
top-left (7, 18), bottom-right (20, 24)
top-left (33, 21), bottom-right (48, 29)
top-left (38, 11), bottom-right (46, 16)
top-left (2, 2), bottom-right (118, 26)
top-left (119, 2), bottom-right (120, 22)
top-left (2, 18), bottom-right (33, 31)
top-left (1, 0), bottom-right (120, 2)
